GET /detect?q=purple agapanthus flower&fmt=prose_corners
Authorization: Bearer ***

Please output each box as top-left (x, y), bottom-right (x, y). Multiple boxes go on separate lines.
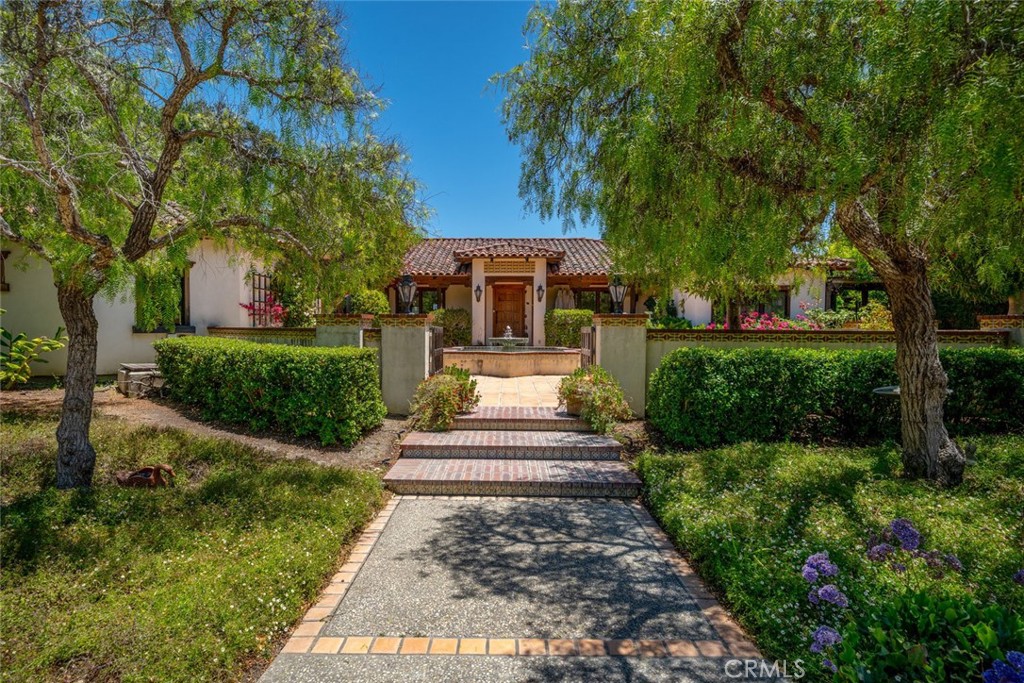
top-left (867, 543), bottom-right (895, 562)
top-left (1013, 569), bottom-right (1024, 586)
top-left (891, 562), bottom-right (907, 574)
top-left (809, 625), bottom-right (842, 654)
top-left (804, 551), bottom-right (839, 579)
top-left (807, 588), bottom-right (820, 605)
top-left (817, 584), bottom-right (850, 608)
top-left (889, 518), bottom-right (921, 551)
top-left (802, 565), bottom-right (819, 583)
top-left (944, 554), bottom-right (964, 572)
top-left (982, 651), bottom-right (1024, 683)
top-left (822, 658), bottom-right (838, 673)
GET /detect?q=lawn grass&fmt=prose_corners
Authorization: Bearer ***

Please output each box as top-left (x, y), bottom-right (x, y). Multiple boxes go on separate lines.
top-left (0, 412), bottom-right (384, 682)
top-left (637, 435), bottom-right (1024, 680)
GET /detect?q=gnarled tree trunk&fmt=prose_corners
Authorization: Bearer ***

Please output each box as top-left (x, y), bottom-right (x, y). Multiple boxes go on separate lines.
top-left (837, 200), bottom-right (965, 487)
top-left (55, 282), bottom-right (98, 489)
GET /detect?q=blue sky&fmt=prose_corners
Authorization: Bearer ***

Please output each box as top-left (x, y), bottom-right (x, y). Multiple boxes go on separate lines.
top-left (341, 1), bottom-right (598, 239)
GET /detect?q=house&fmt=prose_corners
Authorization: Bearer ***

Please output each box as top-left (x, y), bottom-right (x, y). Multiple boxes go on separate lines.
top-left (387, 238), bottom-right (846, 345)
top-left (1, 239), bottom-right (264, 375)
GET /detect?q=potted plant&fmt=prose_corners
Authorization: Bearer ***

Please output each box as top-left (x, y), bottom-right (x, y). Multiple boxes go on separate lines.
top-left (557, 366), bottom-right (632, 433)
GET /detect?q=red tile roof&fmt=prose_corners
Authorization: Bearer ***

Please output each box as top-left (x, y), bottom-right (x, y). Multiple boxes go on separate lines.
top-left (403, 238), bottom-right (610, 277)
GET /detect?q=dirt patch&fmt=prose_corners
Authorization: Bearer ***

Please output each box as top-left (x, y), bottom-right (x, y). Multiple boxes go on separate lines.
top-left (1, 387), bottom-right (409, 472)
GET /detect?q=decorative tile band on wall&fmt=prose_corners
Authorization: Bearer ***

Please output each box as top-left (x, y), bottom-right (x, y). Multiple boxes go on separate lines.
top-left (978, 315), bottom-right (1024, 330)
top-left (593, 314), bottom-right (649, 328)
top-left (207, 326), bottom-right (316, 346)
top-left (645, 328), bottom-right (1009, 346)
top-left (362, 328), bottom-right (381, 343)
top-left (314, 314), bottom-right (376, 328)
top-left (379, 314), bottom-right (435, 328)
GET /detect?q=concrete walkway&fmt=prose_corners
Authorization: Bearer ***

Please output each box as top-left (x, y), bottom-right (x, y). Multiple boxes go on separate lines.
top-left (260, 497), bottom-right (761, 682)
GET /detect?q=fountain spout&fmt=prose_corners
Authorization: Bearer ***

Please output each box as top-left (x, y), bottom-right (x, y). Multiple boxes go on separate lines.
top-left (503, 326), bottom-right (513, 339)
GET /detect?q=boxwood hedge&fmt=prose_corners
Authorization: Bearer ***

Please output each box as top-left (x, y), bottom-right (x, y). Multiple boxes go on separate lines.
top-left (647, 346), bottom-right (1024, 448)
top-left (155, 336), bottom-right (386, 446)
top-left (544, 309), bottom-right (593, 348)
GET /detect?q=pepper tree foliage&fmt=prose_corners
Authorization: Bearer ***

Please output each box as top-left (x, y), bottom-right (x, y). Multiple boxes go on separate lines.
top-left (0, 0), bottom-right (426, 319)
top-left (498, 0), bottom-right (1024, 309)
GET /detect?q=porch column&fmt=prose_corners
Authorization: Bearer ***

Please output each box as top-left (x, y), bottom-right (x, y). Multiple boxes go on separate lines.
top-left (471, 260), bottom-right (486, 345)
top-left (380, 314), bottom-right (433, 415)
top-left (532, 259), bottom-right (547, 345)
top-left (594, 313), bottom-right (648, 417)
top-left (314, 314), bottom-right (374, 347)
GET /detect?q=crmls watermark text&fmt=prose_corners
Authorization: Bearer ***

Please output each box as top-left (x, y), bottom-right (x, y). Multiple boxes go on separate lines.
top-left (725, 659), bottom-right (806, 679)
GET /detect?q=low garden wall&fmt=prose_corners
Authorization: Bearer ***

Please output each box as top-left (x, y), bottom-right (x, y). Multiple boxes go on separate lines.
top-left (646, 346), bottom-right (1024, 447)
top-left (207, 326), bottom-right (315, 347)
top-left (154, 336), bottom-right (385, 446)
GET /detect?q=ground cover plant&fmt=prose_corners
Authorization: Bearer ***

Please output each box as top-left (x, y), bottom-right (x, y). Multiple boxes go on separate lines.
top-left (155, 336), bottom-right (385, 446)
top-left (648, 347), bottom-right (1024, 448)
top-left (637, 436), bottom-right (1024, 681)
top-left (410, 366), bottom-right (480, 431)
top-left (0, 412), bottom-right (383, 682)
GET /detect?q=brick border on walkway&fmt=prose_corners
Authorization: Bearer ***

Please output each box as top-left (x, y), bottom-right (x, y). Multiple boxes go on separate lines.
top-left (281, 495), bottom-right (761, 659)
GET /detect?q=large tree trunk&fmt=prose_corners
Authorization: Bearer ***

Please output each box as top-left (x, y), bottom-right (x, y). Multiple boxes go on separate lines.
top-left (836, 200), bottom-right (964, 487)
top-left (55, 282), bottom-right (99, 489)
top-left (885, 266), bottom-right (965, 486)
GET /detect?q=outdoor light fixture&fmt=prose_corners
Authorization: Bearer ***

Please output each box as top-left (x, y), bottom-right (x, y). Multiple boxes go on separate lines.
top-left (342, 293), bottom-right (353, 315)
top-left (397, 274), bottom-right (417, 314)
top-left (474, 284), bottom-right (483, 302)
top-left (536, 283), bottom-right (545, 302)
top-left (610, 275), bottom-right (627, 314)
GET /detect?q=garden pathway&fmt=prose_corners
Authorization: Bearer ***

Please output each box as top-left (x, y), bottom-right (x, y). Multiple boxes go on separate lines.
top-left (261, 400), bottom-right (763, 681)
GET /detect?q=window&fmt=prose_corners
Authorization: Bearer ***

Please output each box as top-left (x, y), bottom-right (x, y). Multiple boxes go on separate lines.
top-left (1, 250), bottom-right (8, 292)
top-left (249, 272), bottom-right (275, 326)
top-left (737, 288), bottom-right (790, 318)
top-left (574, 289), bottom-right (612, 314)
top-left (415, 288), bottom-right (444, 313)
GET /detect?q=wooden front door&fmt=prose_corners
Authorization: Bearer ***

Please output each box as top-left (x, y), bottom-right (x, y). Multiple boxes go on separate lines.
top-left (493, 285), bottom-right (526, 338)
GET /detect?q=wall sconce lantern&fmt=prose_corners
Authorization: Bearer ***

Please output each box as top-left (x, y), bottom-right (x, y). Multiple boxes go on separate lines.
top-left (397, 274), bottom-right (417, 314)
top-left (536, 283), bottom-right (545, 302)
top-left (474, 284), bottom-right (483, 302)
top-left (341, 293), bottom-right (353, 315)
top-left (609, 275), bottom-right (627, 314)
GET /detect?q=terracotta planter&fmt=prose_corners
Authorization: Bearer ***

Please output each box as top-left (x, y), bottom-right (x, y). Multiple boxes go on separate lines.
top-left (565, 398), bottom-right (584, 416)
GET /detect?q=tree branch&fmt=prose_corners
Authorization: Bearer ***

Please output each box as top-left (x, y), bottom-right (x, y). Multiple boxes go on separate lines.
top-left (212, 215), bottom-right (314, 258)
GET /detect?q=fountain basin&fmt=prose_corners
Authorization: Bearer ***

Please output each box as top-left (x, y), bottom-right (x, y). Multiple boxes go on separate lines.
top-left (443, 346), bottom-right (581, 377)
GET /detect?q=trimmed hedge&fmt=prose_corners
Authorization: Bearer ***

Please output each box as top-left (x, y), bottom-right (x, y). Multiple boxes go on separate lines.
top-left (155, 336), bottom-right (386, 446)
top-left (647, 347), bottom-right (1024, 448)
top-left (545, 309), bottom-right (593, 348)
top-left (432, 308), bottom-right (472, 347)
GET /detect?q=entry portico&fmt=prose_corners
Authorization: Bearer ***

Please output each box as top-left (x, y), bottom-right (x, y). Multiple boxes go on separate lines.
top-left (387, 238), bottom-right (625, 346)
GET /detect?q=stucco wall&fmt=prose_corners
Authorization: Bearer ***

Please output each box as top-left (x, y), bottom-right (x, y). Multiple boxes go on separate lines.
top-left (445, 285), bottom-right (472, 312)
top-left (1, 240), bottom-right (257, 376)
top-left (189, 239), bottom-right (257, 333)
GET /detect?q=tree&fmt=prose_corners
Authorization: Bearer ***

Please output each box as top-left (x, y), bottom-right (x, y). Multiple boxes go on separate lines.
top-left (499, 0), bottom-right (1024, 486)
top-left (1, 1), bottom-right (425, 488)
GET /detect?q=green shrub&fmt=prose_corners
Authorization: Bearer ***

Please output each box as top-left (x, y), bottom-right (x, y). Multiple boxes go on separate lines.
top-left (558, 366), bottom-right (632, 433)
top-left (647, 347), bottom-right (1024, 448)
top-left (410, 366), bottom-right (480, 431)
top-left (432, 308), bottom-right (472, 346)
top-left (154, 336), bottom-right (385, 445)
top-left (835, 591), bottom-right (1024, 682)
top-left (545, 309), bottom-right (593, 347)
top-left (349, 289), bottom-right (390, 324)
top-left (647, 315), bottom-right (693, 329)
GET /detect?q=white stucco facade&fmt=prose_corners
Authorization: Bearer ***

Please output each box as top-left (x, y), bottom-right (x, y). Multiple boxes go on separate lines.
top-left (0, 239), bottom-right (258, 376)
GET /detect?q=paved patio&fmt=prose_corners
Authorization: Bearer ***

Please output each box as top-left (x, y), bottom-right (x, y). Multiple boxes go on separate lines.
top-left (474, 375), bottom-right (563, 408)
top-left (261, 497), bottom-right (761, 682)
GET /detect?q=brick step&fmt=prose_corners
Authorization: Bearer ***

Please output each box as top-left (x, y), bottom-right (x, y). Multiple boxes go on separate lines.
top-left (400, 430), bottom-right (622, 461)
top-left (383, 459), bottom-right (641, 498)
top-left (453, 407), bottom-right (590, 432)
